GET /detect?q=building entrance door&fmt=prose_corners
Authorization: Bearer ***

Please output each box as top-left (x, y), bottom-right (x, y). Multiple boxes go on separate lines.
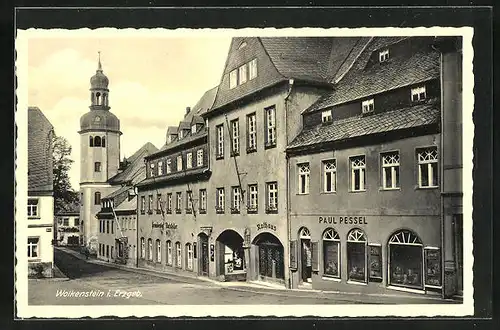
top-left (299, 227), bottom-right (312, 284)
top-left (252, 232), bottom-right (285, 284)
top-left (199, 233), bottom-right (209, 276)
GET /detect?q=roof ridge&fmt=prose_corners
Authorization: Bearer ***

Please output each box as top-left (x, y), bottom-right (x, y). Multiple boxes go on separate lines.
top-left (257, 37), bottom-right (287, 80)
top-left (333, 37), bottom-right (374, 84)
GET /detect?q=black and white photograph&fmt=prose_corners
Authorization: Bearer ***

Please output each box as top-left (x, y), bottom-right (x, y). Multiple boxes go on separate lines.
top-left (15, 19), bottom-right (476, 318)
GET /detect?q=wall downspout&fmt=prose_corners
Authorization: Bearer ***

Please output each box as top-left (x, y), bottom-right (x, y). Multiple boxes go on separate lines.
top-left (284, 79), bottom-right (295, 289)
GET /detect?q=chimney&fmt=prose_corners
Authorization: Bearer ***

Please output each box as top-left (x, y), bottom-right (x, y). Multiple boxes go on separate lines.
top-left (186, 107), bottom-right (191, 115)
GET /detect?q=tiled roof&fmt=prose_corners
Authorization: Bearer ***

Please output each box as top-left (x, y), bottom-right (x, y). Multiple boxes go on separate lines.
top-left (28, 107), bottom-right (54, 192)
top-left (191, 115), bottom-right (204, 126)
top-left (114, 195), bottom-right (137, 211)
top-left (155, 129), bottom-right (208, 155)
top-left (178, 121), bottom-right (191, 130)
top-left (166, 126), bottom-right (178, 135)
top-left (190, 86), bottom-right (218, 116)
top-left (137, 167), bottom-right (209, 188)
top-left (103, 185), bottom-right (129, 200)
top-left (108, 142), bottom-right (158, 185)
top-left (288, 101), bottom-right (440, 149)
top-left (260, 37), bottom-right (360, 82)
top-left (304, 37), bottom-right (439, 113)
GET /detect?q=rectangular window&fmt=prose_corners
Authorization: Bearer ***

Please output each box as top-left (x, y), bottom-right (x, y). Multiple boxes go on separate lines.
top-left (158, 161), bottom-right (163, 175)
top-left (166, 159), bottom-right (172, 174)
top-left (111, 220), bottom-right (114, 234)
top-left (156, 194), bottom-right (162, 213)
top-left (249, 59), bottom-right (257, 80)
top-left (238, 64), bottom-right (247, 84)
top-left (417, 147), bottom-right (438, 188)
top-left (298, 163), bottom-right (310, 194)
top-left (229, 69), bottom-right (238, 89)
top-left (28, 237), bottom-right (39, 258)
top-left (197, 149), bottom-right (204, 167)
top-left (216, 188), bottom-right (225, 213)
top-left (176, 192), bottom-right (182, 213)
top-left (322, 110), bottom-right (332, 123)
top-left (63, 218), bottom-right (69, 226)
top-left (106, 220), bottom-right (109, 234)
top-left (140, 196), bottom-right (145, 214)
top-left (27, 199), bottom-right (38, 217)
top-left (176, 242), bottom-right (182, 267)
top-left (323, 230), bottom-right (340, 278)
top-left (382, 152), bottom-right (400, 189)
top-left (187, 244), bottom-right (193, 270)
top-left (411, 86), bottom-right (427, 102)
top-left (148, 239), bottom-right (153, 261)
top-left (350, 156), bottom-right (366, 192)
top-left (141, 238), bottom-right (145, 258)
top-left (266, 182), bottom-right (278, 213)
top-left (186, 191), bottom-right (193, 213)
top-left (186, 152), bottom-right (193, 169)
top-left (166, 193), bottom-right (172, 213)
top-left (379, 49), bottom-right (389, 62)
top-left (323, 160), bottom-right (337, 193)
top-left (231, 186), bottom-right (241, 213)
top-left (167, 241), bottom-right (172, 265)
top-left (94, 192), bottom-right (101, 205)
top-left (74, 218), bottom-right (80, 226)
top-left (216, 124), bottom-right (224, 159)
top-left (247, 113), bottom-right (257, 152)
top-left (199, 189), bottom-right (207, 213)
top-left (230, 119), bottom-right (240, 156)
top-left (94, 162), bottom-right (102, 172)
top-left (177, 155), bottom-right (183, 171)
top-left (149, 163), bottom-right (155, 177)
top-left (191, 124), bottom-right (197, 134)
top-left (264, 106), bottom-right (277, 148)
top-left (148, 195), bottom-right (153, 213)
top-left (248, 184), bottom-right (258, 213)
top-left (156, 240), bottom-right (162, 263)
top-left (362, 99), bottom-right (374, 114)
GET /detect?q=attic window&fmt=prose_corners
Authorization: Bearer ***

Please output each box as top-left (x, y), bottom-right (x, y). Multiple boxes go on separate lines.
top-left (379, 49), bottom-right (390, 62)
top-left (191, 124), bottom-right (197, 134)
top-left (411, 86), bottom-right (427, 102)
top-left (362, 99), bottom-right (374, 114)
top-left (321, 110), bottom-right (333, 123)
top-left (238, 41), bottom-right (247, 50)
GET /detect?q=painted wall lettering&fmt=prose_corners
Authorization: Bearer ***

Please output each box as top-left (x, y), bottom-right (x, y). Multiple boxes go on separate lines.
top-left (256, 222), bottom-right (277, 231)
top-left (318, 216), bottom-right (368, 225)
top-left (152, 222), bottom-right (178, 229)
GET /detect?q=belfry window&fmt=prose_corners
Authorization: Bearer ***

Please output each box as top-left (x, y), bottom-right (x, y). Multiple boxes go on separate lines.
top-left (94, 136), bottom-right (102, 147)
top-left (89, 136), bottom-right (94, 147)
top-left (101, 136), bottom-right (106, 147)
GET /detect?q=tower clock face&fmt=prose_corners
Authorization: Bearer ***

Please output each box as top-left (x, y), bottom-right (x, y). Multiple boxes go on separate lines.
top-left (94, 116), bottom-right (101, 123)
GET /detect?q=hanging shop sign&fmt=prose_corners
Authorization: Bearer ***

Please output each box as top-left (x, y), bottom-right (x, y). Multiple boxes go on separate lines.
top-left (318, 216), bottom-right (368, 225)
top-left (256, 222), bottom-right (277, 231)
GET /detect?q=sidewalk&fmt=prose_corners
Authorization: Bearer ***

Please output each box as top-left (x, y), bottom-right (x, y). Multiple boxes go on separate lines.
top-left (55, 247), bottom-right (458, 303)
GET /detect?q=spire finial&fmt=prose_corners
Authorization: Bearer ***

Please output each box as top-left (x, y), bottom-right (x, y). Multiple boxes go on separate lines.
top-left (97, 51), bottom-right (102, 71)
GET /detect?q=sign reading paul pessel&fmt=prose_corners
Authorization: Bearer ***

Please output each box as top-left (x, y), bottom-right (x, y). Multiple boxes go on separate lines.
top-left (318, 216), bottom-right (368, 225)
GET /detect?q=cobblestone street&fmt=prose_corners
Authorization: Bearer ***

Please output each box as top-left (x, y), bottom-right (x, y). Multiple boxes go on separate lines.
top-left (27, 248), bottom-right (459, 306)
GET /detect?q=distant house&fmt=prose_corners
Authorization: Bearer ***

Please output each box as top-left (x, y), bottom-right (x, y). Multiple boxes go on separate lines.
top-left (27, 106), bottom-right (55, 278)
top-left (55, 203), bottom-right (81, 246)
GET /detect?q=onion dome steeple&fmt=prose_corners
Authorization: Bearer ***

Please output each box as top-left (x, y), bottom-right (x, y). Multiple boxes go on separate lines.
top-left (90, 51), bottom-right (109, 90)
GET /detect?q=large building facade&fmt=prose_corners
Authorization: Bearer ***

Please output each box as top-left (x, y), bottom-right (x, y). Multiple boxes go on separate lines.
top-left (137, 88), bottom-right (216, 278)
top-left (286, 36), bottom-right (463, 298)
top-left (79, 56), bottom-right (122, 254)
top-left (27, 106), bottom-right (55, 278)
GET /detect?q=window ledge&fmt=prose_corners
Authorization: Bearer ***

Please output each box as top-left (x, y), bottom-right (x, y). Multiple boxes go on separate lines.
top-left (296, 192), bottom-right (309, 196)
top-left (246, 148), bottom-right (257, 154)
top-left (155, 210), bottom-right (162, 214)
top-left (199, 209), bottom-right (207, 214)
top-left (379, 187), bottom-right (401, 191)
top-left (322, 276), bottom-right (341, 282)
top-left (140, 211), bottom-right (145, 215)
top-left (215, 154), bottom-right (224, 160)
top-left (28, 217), bottom-right (41, 220)
top-left (216, 209), bottom-right (225, 214)
top-left (247, 207), bottom-right (258, 214)
top-left (166, 210), bottom-right (172, 214)
top-left (387, 285), bottom-right (425, 294)
top-left (175, 210), bottom-right (182, 214)
top-left (320, 191), bottom-right (337, 195)
top-left (415, 185), bottom-right (439, 190)
top-left (147, 210), bottom-right (153, 215)
top-left (347, 280), bottom-right (367, 286)
top-left (186, 209), bottom-right (192, 214)
top-left (230, 208), bottom-right (240, 214)
top-left (265, 208), bottom-right (278, 214)
top-left (264, 143), bottom-right (277, 150)
top-left (230, 151), bottom-right (240, 157)
top-left (349, 190), bottom-right (367, 193)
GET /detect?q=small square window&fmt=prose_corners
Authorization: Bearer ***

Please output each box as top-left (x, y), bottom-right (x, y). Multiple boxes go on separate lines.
top-left (362, 99), bottom-right (374, 114)
top-left (379, 49), bottom-right (390, 62)
top-left (411, 86), bottom-right (427, 102)
top-left (322, 110), bottom-right (332, 123)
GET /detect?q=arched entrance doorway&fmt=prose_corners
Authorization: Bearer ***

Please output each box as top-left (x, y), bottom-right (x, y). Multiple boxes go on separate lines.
top-left (298, 227), bottom-right (312, 284)
top-left (197, 233), bottom-right (209, 276)
top-left (216, 230), bottom-right (245, 281)
top-left (252, 232), bottom-right (284, 283)
top-left (388, 229), bottom-right (424, 290)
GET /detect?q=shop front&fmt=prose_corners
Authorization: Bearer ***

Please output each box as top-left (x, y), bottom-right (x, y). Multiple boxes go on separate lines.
top-left (252, 232), bottom-right (285, 284)
top-left (289, 215), bottom-right (442, 295)
top-left (215, 229), bottom-right (246, 281)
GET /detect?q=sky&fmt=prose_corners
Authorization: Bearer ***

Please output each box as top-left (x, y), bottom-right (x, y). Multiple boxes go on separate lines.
top-left (27, 35), bottom-right (232, 190)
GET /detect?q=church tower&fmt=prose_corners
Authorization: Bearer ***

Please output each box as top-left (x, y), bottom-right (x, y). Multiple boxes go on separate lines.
top-left (79, 53), bottom-right (121, 252)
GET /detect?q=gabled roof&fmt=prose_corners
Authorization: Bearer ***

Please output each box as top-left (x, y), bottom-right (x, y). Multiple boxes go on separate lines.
top-left (288, 100), bottom-right (440, 150)
top-left (210, 37), bottom-right (362, 111)
top-left (113, 195), bottom-right (137, 211)
top-left (304, 37), bottom-right (439, 113)
top-left (28, 107), bottom-right (54, 192)
top-left (191, 115), bottom-right (204, 126)
top-left (190, 86), bottom-right (218, 116)
top-left (166, 126), bottom-right (178, 135)
top-left (155, 129), bottom-right (208, 156)
top-left (178, 121), bottom-right (191, 130)
top-left (108, 142), bottom-right (158, 185)
top-left (102, 185), bottom-right (129, 200)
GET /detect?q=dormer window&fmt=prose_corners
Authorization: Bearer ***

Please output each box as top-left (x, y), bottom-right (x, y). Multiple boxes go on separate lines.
top-left (321, 110), bottom-right (333, 123)
top-left (191, 124), bottom-right (197, 134)
top-left (229, 70), bottom-right (238, 89)
top-left (362, 99), bottom-right (375, 114)
top-left (238, 41), bottom-right (247, 49)
top-left (149, 163), bottom-right (155, 177)
top-left (411, 86), bottom-right (427, 102)
top-left (229, 59), bottom-right (257, 89)
top-left (179, 130), bottom-right (184, 139)
top-left (379, 49), bottom-right (390, 62)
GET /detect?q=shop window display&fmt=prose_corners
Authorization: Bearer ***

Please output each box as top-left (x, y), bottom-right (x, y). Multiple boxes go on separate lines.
top-left (389, 230), bottom-right (423, 289)
top-left (347, 229), bottom-right (367, 282)
top-left (322, 228), bottom-right (340, 278)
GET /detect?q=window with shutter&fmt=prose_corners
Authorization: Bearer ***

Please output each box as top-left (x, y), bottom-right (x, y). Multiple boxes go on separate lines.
top-left (311, 241), bottom-right (319, 272)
